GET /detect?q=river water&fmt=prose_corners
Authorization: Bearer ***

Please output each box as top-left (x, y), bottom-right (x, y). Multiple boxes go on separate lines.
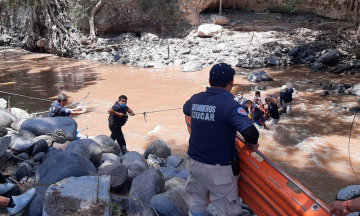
top-left (1, 47), bottom-right (360, 204)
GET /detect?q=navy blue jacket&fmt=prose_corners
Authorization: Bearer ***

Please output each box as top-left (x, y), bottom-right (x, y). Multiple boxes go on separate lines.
top-left (48, 101), bottom-right (71, 117)
top-left (183, 88), bottom-right (254, 165)
top-left (108, 102), bottom-right (128, 127)
top-left (280, 88), bottom-right (294, 106)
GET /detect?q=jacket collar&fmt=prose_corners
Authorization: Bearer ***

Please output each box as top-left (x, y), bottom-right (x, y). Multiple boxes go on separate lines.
top-left (206, 87), bottom-right (234, 99)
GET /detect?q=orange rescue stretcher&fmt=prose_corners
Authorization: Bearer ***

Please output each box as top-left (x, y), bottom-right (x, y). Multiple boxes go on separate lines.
top-left (185, 116), bottom-right (331, 216)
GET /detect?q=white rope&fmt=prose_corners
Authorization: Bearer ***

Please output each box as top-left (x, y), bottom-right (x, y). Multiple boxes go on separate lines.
top-left (0, 90), bottom-right (53, 102)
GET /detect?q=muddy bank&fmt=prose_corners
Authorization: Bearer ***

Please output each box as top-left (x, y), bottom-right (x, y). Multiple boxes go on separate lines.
top-left (1, 7), bottom-right (360, 77)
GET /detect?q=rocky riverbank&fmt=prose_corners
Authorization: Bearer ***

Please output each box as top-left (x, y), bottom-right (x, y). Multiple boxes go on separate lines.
top-left (2, 12), bottom-right (360, 76)
top-left (0, 99), bottom-right (260, 216)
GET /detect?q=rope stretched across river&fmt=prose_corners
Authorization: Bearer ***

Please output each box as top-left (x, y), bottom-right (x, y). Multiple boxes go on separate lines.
top-left (30, 92), bottom-right (91, 116)
top-left (0, 90), bottom-right (90, 116)
top-left (0, 90), bottom-right (53, 102)
top-left (133, 107), bottom-right (183, 123)
top-left (89, 107), bottom-right (183, 123)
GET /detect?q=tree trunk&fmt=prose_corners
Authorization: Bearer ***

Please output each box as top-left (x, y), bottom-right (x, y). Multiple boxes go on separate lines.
top-left (219, 0), bottom-right (222, 15)
top-left (22, 0), bottom-right (83, 56)
top-left (89, 0), bottom-right (105, 39)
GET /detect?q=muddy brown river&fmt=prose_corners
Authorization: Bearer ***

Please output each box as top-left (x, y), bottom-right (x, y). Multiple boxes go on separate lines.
top-left (1, 47), bottom-right (360, 204)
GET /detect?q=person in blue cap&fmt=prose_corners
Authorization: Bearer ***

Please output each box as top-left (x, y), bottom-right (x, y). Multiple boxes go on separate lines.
top-left (183, 63), bottom-right (260, 216)
top-left (108, 95), bottom-right (135, 155)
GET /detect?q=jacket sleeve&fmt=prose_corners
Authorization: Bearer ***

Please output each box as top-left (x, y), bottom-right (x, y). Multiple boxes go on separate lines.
top-left (183, 99), bottom-right (192, 116)
top-left (240, 125), bottom-right (259, 145)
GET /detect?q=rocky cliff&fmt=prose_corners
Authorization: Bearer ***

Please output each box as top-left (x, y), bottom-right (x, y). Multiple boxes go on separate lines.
top-left (92, 0), bottom-right (357, 34)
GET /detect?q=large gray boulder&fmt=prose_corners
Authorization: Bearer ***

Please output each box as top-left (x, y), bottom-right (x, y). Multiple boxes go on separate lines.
top-left (0, 98), bottom-right (7, 109)
top-left (351, 84), bottom-right (360, 96)
top-left (126, 197), bottom-right (157, 216)
top-left (98, 164), bottom-right (128, 192)
top-left (42, 148), bottom-right (62, 162)
top-left (32, 139), bottom-right (48, 156)
top-left (182, 61), bottom-right (202, 72)
top-left (20, 117), bottom-right (77, 141)
top-left (13, 152), bottom-right (29, 163)
top-left (121, 151), bottom-right (148, 174)
top-left (43, 176), bottom-right (111, 216)
top-left (28, 186), bottom-right (48, 216)
top-left (248, 70), bottom-right (274, 83)
top-left (166, 156), bottom-right (183, 168)
top-left (36, 151), bottom-right (98, 185)
top-left (93, 135), bottom-right (120, 155)
top-left (158, 167), bottom-right (180, 181)
top-left (143, 140), bottom-right (171, 159)
top-left (332, 83), bottom-right (350, 93)
top-left (0, 108), bottom-right (17, 128)
top-left (176, 169), bottom-right (189, 180)
top-left (97, 153), bottom-right (121, 167)
top-left (149, 190), bottom-right (188, 216)
top-left (19, 130), bottom-right (36, 139)
top-left (11, 118), bottom-right (27, 131)
top-left (11, 137), bottom-right (35, 153)
top-left (164, 177), bottom-right (186, 192)
top-left (29, 151), bottom-right (97, 216)
top-left (8, 133), bottom-right (19, 148)
top-left (65, 139), bottom-right (103, 165)
top-left (129, 168), bottom-right (165, 203)
top-left (198, 24), bottom-right (223, 37)
top-left (33, 135), bottom-right (54, 147)
top-left (315, 50), bottom-right (342, 66)
top-left (10, 107), bottom-right (30, 119)
top-left (34, 152), bottom-right (45, 163)
top-left (267, 56), bottom-right (280, 66)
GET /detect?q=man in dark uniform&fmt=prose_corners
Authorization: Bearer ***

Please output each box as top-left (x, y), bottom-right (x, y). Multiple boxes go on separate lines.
top-left (265, 95), bottom-right (280, 124)
top-left (280, 85), bottom-right (294, 116)
top-left (48, 93), bottom-right (87, 139)
top-left (183, 63), bottom-right (259, 216)
top-left (108, 95), bottom-right (135, 155)
top-left (48, 93), bottom-right (86, 117)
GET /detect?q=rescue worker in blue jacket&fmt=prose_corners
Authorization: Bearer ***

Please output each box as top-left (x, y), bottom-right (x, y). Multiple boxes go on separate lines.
top-left (183, 63), bottom-right (260, 216)
top-left (48, 93), bottom-right (86, 117)
top-left (280, 85), bottom-right (294, 116)
top-left (108, 95), bottom-right (135, 155)
top-left (48, 93), bottom-right (87, 139)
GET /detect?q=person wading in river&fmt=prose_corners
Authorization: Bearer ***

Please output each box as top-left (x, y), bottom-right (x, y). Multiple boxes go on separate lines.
top-left (183, 63), bottom-right (259, 216)
top-left (245, 100), bottom-right (269, 130)
top-left (48, 93), bottom-right (86, 117)
top-left (48, 93), bottom-right (88, 139)
top-left (108, 95), bottom-right (135, 155)
top-left (280, 85), bottom-right (294, 116)
top-left (265, 95), bottom-right (280, 124)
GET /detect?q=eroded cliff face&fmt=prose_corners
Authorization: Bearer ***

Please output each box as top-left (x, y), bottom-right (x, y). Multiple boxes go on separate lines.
top-left (93, 0), bottom-right (357, 34)
top-left (94, 0), bottom-right (189, 35)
